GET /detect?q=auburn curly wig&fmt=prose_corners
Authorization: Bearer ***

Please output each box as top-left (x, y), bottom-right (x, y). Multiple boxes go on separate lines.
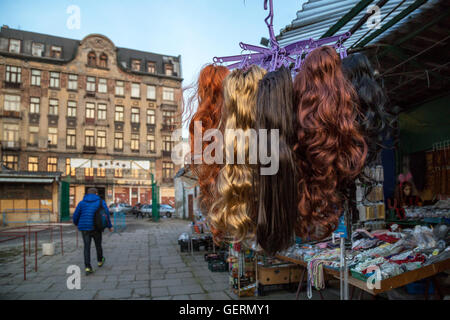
top-left (187, 64), bottom-right (229, 212)
top-left (209, 65), bottom-right (266, 242)
top-left (293, 46), bottom-right (367, 240)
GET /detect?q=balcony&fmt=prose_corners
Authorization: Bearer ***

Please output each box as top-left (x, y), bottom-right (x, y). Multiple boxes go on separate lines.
top-left (1, 110), bottom-right (22, 119)
top-left (66, 117), bottom-right (77, 127)
top-left (83, 145), bottom-right (96, 154)
top-left (162, 150), bottom-right (172, 157)
top-left (29, 113), bottom-right (40, 124)
top-left (131, 122), bottom-right (140, 132)
top-left (160, 124), bottom-right (177, 132)
top-left (146, 124), bottom-right (156, 133)
top-left (3, 81), bottom-right (21, 89)
top-left (85, 118), bottom-right (96, 125)
top-left (160, 103), bottom-right (177, 110)
top-left (114, 121), bottom-right (124, 131)
top-left (85, 91), bottom-right (96, 98)
top-left (162, 177), bottom-right (174, 184)
top-left (47, 114), bottom-right (59, 126)
top-left (1, 140), bottom-right (21, 151)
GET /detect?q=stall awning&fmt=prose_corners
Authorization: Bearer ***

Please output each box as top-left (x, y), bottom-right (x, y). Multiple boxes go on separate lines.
top-left (0, 177), bottom-right (55, 183)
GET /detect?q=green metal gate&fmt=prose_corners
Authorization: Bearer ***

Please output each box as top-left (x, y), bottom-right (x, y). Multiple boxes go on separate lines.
top-left (151, 174), bottom-right (160, 222)
top-left (60, 180), bottom-right (70, 222)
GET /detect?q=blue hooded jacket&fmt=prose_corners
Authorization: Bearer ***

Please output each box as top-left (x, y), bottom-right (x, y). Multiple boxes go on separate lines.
top-left (73, 194), bottom-right (112, 231)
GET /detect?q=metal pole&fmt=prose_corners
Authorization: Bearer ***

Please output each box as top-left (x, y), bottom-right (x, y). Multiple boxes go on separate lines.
top-left (23, 236), bottom-right (26, 280)
top-left (60, 225), bottom-right (63, 255)
top-left (28, 226), bottom-right (31, 256)
top-left (340, 237), bottom-right (344, 300)
top-left (34, 231), bottom-right (37, 272)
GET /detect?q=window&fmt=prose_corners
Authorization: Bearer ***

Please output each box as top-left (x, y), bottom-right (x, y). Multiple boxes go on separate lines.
top-left (29, 126), bottom-right (39, 145)
top-left (30, 97), bottom-right (40, 114)
top-left (67, 129), bottom-right (76, 148)
top-left (28, 156), bottom-right (39, 172)
top-left (86, 102), bottom-right (95, 120)
top-left (147, 134), bottom-right (155, 152)
top-left (147, 85), bottom-right (156, 100)
top-left (99, 53), bottom-right (108, 68)
top-left (48, 127), bottom-right (58, 146)
top-left (49, 72), bottom-right (60, 88)
top-left (88, 51), bottom-right (96, 66)
top-left (68, 74), bottom-right (78, 90)
top-left (50, 46), bottom-right (62, 58)
top-left (146, 109), bottom-right (155, 125)
top-left (150, 161), bottom-right (156, 174)
top-left (131, 134), bottom-right (139, 151)
top-left (85, 129), bottom-right (95, 147)
top-left (131, 83), bottom-right (140, 98)
top-left (31, 69), bottom-right (41, 86)
top-left (163, 110), bottom-right (175, 126)
top-left (49, 99), bottom-right (59, 115)
top-left (114, 132), bottom-right (123, 150)
top-left (32, 42), bottom-right (44, 57)
top-left (70, 186), bottom-right (75, 207)
top-left (98, 78), bottom-right (107, 93)
top-left (47, 157), bottom-right (57, 172)
top-left (163, 162), bottom-right (174, 179)
top-left (132, 59), bottom-right (141, 71)
top-left (3, 124), bottom-right (19, 143)
top-left (6, 65), bottom-right (21, 83)
top-left (163, 136), bottom-right (173, 152)
top-left (114, 168), bottom-right (123, 178)
top-left (85, 168), bottom-right (94, 177)
top-left (67, 101), bottom-right (77, 117)
top-left (115, 80), bottom-right (124, 96)
top-left (165, 64), bottom-right (173, 76)
top-left (115, 106), bottom-right (124, 122)
top-left (97, 130), bottom-right (106, 148)
top-left (131, 108), bottom-right (140, 123)
top-left (9, 39), bottom-right (20, 53)
top-left (4, 94), bottom-right (20, 111)
top-left (147, 62), bottom-right (156, 73)
top-left (97, 168), bottom-right (106, 177)
top-left (66, 158), bottom-right (75, 176)
top-left (163, 87), bottom-right (174, 101)
top-left (97, 103), bottom-right (106, 120)
top-left (2, 155), bottom-right (18, 171)
top-left (86, 76), bottom-right (96, 92)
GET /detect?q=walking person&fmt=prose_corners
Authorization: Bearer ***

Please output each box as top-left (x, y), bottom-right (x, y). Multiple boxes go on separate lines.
top-left (73, 188), bottom-right (113, 275)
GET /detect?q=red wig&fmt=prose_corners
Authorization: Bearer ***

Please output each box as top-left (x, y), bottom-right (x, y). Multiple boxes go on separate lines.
top-left (188, 64), bottom-right (229, 212)
top-left (293, 46), bottom-right (367, 240)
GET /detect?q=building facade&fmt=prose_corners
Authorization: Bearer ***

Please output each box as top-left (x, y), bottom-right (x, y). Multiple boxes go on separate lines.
top-left (0, 26), bottom-right (182, 212)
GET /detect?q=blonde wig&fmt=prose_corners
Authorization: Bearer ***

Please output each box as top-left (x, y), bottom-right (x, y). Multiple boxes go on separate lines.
top-left (209, 65), bottom-right (266, 242)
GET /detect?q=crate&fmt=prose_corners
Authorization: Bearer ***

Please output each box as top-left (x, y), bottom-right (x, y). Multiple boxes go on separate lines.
top-left (258, 264), bottom-right (292, 285)
top-left (204, 253), bottom-right (221, 262)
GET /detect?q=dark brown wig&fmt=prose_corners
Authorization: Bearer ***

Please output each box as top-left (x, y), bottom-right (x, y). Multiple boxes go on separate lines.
top-left (255, 66), bottom-right (298, 254)
top-left (187, 64), bottom-right (229, 212)
top-left (293, 46), bottom-right (368, 241)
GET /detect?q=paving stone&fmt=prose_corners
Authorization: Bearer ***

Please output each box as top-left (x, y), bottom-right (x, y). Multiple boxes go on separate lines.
top-left (151, 278), bottom-right (181, 287)
top-left (20, 291), bottom-right (61, 300)
top-left (172, 294), bottom-right (190, 300)
top-left (152, 296), bottom-right (171, 300)
top-left (133, 287), bottom-right (151, 297)
top-left (151, 286), bottom-right (169, 297)
top-left (208, 291), bottom-right (233, 300)
top-left (168, 284), bottom-right (205, 296)
top-left (189, 293), bottom-right (209, 300)
top-left (57, 289), bottom-right (98, 300)
top-left (116, 280), bottom-right (149, 289)
top-left (96, 289), bottom-right (132, 300)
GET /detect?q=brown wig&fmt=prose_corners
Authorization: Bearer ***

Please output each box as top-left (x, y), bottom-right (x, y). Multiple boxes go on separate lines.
top-left (293, 46), bottom-right (367, 240)
top-left (187, 64), bottom-right (229, 212)
top-left (255, 66), bottom-right (298, 254)
top-left (209, 65), bottom-right (266, 242)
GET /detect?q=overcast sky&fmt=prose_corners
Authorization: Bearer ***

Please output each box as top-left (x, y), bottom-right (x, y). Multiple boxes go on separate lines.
top-left (0, 0), bottom-right (307, 135)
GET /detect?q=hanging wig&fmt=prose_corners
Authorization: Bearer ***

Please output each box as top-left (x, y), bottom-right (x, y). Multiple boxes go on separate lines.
top-left (342, 53), bottom-right (395, 167)
top-left (293, 46), bottom-right (367, 240)
top-left (255, 66), bottom-right (298, 254)
top-left (187, 64), bottom-right (230, 212)
top-left (209, 65), bottom-right (267, 242)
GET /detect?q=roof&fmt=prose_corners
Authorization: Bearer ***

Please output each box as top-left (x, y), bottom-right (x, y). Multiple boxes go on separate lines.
top-left (277, 0), bottom-right (450, 110)
top-left (0, 26), bottom-right (182, 79)
top-left (0, 170), bottom-right (62, 183)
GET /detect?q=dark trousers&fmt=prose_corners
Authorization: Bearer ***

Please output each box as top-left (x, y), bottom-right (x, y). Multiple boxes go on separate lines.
top-left (81, 230), bottom-right (103, 268)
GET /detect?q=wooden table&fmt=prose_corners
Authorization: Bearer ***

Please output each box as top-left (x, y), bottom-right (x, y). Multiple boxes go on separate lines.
top-left (276, 254), bottom-right (450, 299)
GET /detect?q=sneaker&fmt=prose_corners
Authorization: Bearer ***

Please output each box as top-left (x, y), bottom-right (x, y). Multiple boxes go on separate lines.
top-left (85, 267), bottom-right (94, 275)
top-left (98, 257), bottom-right (105, 267)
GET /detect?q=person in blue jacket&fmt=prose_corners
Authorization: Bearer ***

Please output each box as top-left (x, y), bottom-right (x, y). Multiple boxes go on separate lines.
top-left (73, 187), bottom-right (113, 275)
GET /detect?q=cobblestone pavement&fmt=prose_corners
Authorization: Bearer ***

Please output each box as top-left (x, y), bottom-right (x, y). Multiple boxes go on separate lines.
top-left (0, 217), bottom-right (341, 300)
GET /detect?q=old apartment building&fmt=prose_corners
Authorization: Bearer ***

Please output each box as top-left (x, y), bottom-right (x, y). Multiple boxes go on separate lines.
top-left (0, 26), bottom-right (182, 212)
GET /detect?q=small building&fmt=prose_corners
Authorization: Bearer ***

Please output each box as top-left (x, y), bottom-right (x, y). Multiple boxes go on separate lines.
top-left (174, 165), bottom-right (200, 220)
top-left (0, 165), bottom-right (62, 226)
